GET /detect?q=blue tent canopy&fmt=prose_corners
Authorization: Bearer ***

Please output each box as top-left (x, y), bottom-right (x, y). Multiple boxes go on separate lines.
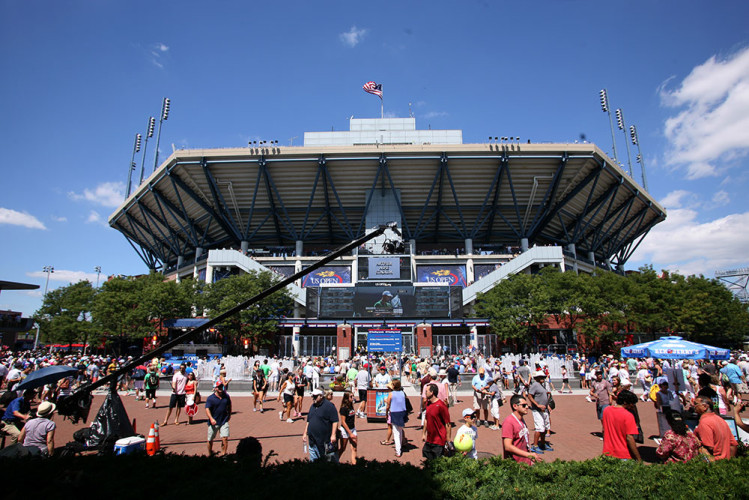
top-left (620, 336), bottom-right (730, 360)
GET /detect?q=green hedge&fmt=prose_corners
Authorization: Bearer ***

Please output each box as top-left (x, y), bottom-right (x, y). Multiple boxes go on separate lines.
top-left (2, 454), bottom-right (747, 499)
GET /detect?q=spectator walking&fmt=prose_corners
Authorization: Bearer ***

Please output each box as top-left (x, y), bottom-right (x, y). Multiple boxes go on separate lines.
top-left (501, 394), bottom-right (543, 464)
top-left (205, 382), bottom-right (232, 456)
top-left (162, 363), bottom-right (187, 426)
top-left (422, 383), bottom-right (451, 460)
top-left (303, 388), bottom-right (339, 462)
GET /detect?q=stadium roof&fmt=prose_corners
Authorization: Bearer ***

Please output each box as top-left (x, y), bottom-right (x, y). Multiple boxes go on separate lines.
top-left (110, 138), bottom-right (665, 271)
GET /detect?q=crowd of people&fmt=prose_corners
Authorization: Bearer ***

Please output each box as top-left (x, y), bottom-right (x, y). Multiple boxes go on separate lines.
top-left (1, 347), bottom-right (747, 464)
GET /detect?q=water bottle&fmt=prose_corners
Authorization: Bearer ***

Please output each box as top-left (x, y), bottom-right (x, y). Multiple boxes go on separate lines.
top-left (303, 442), bottom-right (308, 454)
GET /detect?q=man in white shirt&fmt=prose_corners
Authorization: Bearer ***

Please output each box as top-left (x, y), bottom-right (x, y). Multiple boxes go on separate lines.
top-left (374, 365), bottom-right (392, 389)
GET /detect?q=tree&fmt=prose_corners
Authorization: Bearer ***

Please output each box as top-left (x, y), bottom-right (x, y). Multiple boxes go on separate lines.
top-left (474, 272), bottom-right (549, 343)
top-left (139, 273), bottom-right (200, 335)
top-left (201, 271), bottom-right (293, 350)
top-left (34, 281), bottom-right (96, 349)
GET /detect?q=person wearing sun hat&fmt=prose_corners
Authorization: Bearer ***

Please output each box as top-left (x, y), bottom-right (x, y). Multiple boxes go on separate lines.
top-left (18, 401), bottom-right (56, 456)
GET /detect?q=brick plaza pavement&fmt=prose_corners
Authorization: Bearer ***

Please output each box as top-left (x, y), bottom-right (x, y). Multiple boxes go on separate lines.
top-left (51, 386), bottom-right (664, 464)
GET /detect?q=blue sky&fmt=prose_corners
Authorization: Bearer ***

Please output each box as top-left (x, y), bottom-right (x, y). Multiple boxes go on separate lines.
top-left (2, 0), bottom-right (749, 317)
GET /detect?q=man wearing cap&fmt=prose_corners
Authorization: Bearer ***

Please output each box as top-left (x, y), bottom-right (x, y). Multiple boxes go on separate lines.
top-left (374, 364), bottom-right (392, 389)
top-left (525, 370), bottom-right (552, 454)
top-left (303, 388), bottom-right (339, 462)
top-left (18, 401), bottom-right (56, 456)
top-left (205, 382), bottom-right (232, 456)
top-left (471, 367), bottom-right (491, 427)
top-left (374, 291), bottom-right (393, 310)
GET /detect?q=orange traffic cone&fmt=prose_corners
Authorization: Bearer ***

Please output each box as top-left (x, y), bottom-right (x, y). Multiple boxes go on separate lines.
top-left (146, 423), bottom-right (156, 456)
top-left (153, 421), bottom-right (161, 453)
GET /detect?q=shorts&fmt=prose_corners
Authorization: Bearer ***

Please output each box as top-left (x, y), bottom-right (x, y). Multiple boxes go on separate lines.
top-left (340, 427), bottom-right (357, 439)
top-left (358, 389), bottom-right (368, 402)
top-left (283, 393), bottom-right (294, 404)
top-left (532, 409), bottom-right (550, 432)
top-left (562, 378), bottom-right (569, 384)
top-left (169, 393), bottom-right (186, 408)
top-left (295, 387), bottom-right (305, 397)
top-left (491, 399), bottom-right (501, 420)
top-left (134, 380), bottom-right (144, 390)
top-left (207, 421), bottom-right (230, 440)
top-left (145, 388), bottom-right (156, 399)
top-left (473, 392), bottom-right (489, 410)
top-left (422, 441), bottom-right (445, 460)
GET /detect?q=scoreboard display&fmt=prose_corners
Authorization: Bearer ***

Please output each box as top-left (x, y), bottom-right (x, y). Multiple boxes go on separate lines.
top-left (306, 285), bottom-right (463, 319)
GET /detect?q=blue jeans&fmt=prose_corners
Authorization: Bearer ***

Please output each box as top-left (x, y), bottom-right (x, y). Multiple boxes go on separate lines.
top-left (309, 444), bottom-right (339, 463)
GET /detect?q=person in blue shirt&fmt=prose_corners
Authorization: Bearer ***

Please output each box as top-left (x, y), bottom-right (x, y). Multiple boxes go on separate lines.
top-left (720, 359), bottom-right (746, 395)
top-left (471, 367), bottom-right (491, 427)
top-left (2, 389), bottom-right (34, 444)
top-left (205, 382), bottom-right (232, 456)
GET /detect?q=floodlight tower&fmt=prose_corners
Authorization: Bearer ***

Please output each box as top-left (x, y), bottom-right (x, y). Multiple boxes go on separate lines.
top-left (34, 265), bottom-right (54, 349)
top-left (616, 109), bottom-right (634, 176)
top-left (126, 133), bottom-right (141, 197)
top-left (139, 116), bottom-right (156, 184)
top-left (715, 268), bottom-right (749, 303)
top-left (152, 97), bottom-right (170, 172)
top-left (599, 89), bottom-right (619, 163)
top-left (629, 125), bottom-right (649, 191)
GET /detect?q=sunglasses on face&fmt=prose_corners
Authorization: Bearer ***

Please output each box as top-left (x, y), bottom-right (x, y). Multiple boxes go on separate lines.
top-left (516, 403), bottom-right (529, 408)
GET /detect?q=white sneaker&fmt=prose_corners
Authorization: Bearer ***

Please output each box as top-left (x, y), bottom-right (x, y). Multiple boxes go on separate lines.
top-left (253, 408), bottom-right (257, 412)
top-left (286, 418), bottom-right (294, 423)
top-left (279, 411), bottom-right (283, 420)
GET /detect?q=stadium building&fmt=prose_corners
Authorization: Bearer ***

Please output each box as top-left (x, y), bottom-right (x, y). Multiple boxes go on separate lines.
top-left (109, 118), bottom-right (666, 358)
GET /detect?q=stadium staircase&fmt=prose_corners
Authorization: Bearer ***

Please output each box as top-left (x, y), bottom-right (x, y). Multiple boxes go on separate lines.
top-left (462, 246), bottom-right (564, 305)
top-left (207, 249), bottom-right (306, 307)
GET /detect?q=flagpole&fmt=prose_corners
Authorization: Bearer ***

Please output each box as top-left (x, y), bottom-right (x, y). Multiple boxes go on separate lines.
top-left (381, 97), bottom-right (383, 119)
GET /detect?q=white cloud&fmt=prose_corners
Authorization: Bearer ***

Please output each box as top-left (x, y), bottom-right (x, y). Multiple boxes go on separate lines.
top-left (0, 207), bottom-right (47, 230)
top-left (660, 46), bottom-right (749, 179)
top-left (659, 190), bottom-right (692, 209)
top-left (68, 182), bottom-right (124, 208)
top-left (150, 42), bottom-right (170, 68)
top-left (423, 111), bottom-right (449, 119)
top-left (630, 208), bottom-right (749, 277)
top-left (51, 215), bottom-right (67, 223)
top-left (86, 210), bottom-right (101, 224)
top-left (710, 190), bottom-right (730, 207)
top-left (339, 26), bottom-right (368, 48)
top-left (27, 269), bottom-right (99, 284)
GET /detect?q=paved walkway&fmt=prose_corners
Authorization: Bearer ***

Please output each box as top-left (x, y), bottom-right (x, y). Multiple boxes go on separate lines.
top-left (51, 384), bottom-right (666, 464)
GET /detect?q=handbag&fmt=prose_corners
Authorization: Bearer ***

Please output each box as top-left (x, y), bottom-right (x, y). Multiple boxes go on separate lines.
top-left (634, 423), bottom-right (644, 444)
top-left (547, 394), bottom-right (556, 410)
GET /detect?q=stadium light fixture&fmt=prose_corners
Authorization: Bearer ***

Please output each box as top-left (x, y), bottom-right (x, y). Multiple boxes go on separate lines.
top-left (153, 97), bottom-right (171, 173)
top-left (126, 133), bottom-right (142, 197)
top-left (139, 116), bottom-right (155, 184)
top-left (629, 124), bottom-right (649, 191)
top-left (615, 109), bottom-right (634, 176)
top-left (94, 266), bottom-right (102, 288)
top-left (599, 89), bottom-right (619, 163)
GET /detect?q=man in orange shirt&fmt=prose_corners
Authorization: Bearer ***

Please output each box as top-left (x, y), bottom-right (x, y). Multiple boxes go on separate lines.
top-left (694, 395), bottom-right (737, 460)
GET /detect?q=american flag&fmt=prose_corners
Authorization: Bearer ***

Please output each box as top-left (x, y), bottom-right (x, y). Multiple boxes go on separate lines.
top-left (363, 81), bottom-right (383, 99)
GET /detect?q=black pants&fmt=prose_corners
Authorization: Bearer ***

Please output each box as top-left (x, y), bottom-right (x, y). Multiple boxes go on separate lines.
top-left (422, 441), bottom-right (444, 460)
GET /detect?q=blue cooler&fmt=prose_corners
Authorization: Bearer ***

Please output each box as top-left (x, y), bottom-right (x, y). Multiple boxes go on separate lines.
top-left (114, 436), bottom-right (146, 455)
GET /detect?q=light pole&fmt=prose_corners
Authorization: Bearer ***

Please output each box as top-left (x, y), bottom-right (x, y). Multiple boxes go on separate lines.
top-left (139, 116), bottom-right (155, 184)
top-left (95, 266), bottom-right (102, 287)
top-left (599, 89), bottom-right (619, 163)
top-left (34, 265), bottom-right (54, 350)
top-left (126, 133), bottom-right (141, 198)
top-left (630, 125), bottom-right (649, 191)
top-left (152, 97), bottom-right (170, 172)
top-left (616, 109), bottom-right (634, 176)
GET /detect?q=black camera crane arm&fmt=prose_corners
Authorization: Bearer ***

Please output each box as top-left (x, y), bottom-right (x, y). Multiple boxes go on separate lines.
top-left (72, 223), bottom-right (396, 397)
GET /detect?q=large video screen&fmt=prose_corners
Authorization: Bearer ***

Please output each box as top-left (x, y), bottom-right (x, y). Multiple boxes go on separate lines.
top-left (306, 285), bottom-right (463, 319)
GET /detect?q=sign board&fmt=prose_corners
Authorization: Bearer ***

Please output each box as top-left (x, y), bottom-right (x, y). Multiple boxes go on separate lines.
top-left (368, 257), bottom-right (400, 280)
top-left (367, 329), bottom-right (402, 352)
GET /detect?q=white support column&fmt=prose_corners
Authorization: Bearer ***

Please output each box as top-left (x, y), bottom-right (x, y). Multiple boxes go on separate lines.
top-left (464, 238), bottom-right (473, 256)
top-left (567, 243), bottom-right (578, 274)
top-left (470, 326), bottom-right (479, 349)
top-left (296, 240), bottom-right (304, 257)
top-left (292, 326), bottom-right (301, 357)
top-left (241, 241), bottom-right (249, 253)
top-left (205, 264), bottom-right (214, 284)
top-left (193, 247), bottom-right (203, 279)
top-left (521, 238), bottom-right (529, 252)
